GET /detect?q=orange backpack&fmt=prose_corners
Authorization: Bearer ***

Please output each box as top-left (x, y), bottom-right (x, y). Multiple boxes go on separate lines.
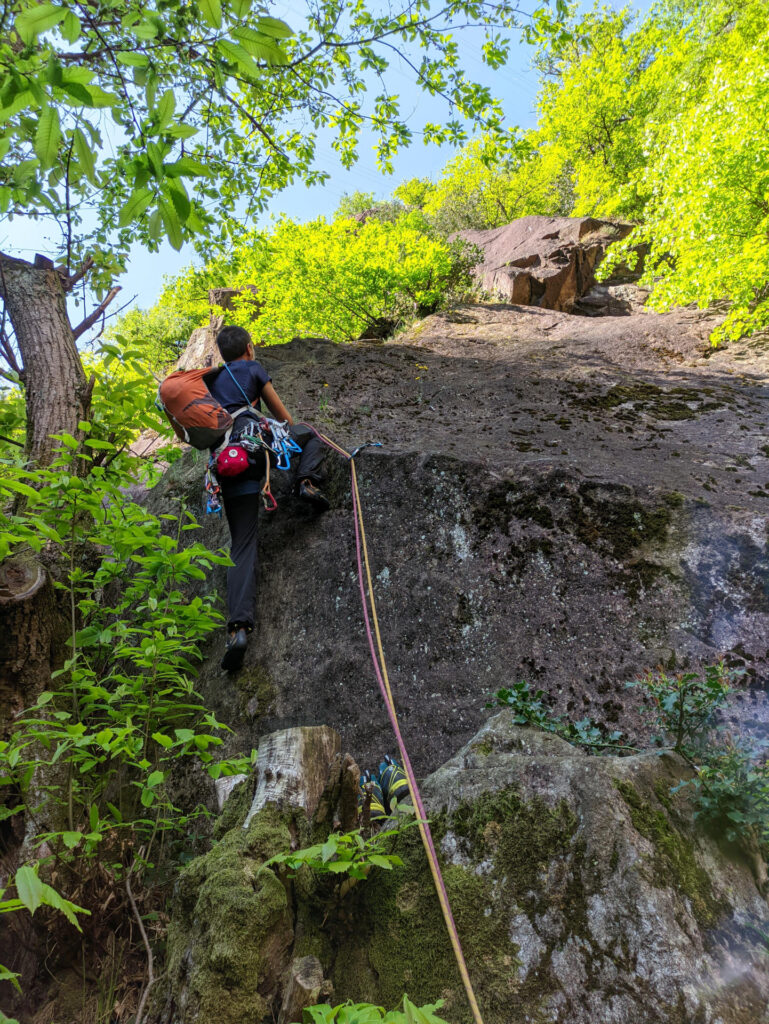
top-left (157, 367), bottom-right (236, 450)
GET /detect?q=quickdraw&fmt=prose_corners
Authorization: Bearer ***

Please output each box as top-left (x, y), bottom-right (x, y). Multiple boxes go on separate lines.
top-left (205, 414), bottom-right (302, 515)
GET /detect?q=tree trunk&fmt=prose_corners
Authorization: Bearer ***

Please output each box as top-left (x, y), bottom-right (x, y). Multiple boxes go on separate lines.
top-left (0, 252), bottom-right (89, 468)
top-left (0, 549), bottom-right (66, 727)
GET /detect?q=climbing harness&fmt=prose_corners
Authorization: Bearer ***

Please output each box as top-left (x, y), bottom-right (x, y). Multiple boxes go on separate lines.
top-left (301, 422), bottom-right (487, 1024)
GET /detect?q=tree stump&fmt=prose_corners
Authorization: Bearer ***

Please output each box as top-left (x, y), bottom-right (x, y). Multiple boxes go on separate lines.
top-left (244, 725), bottom-right (341, 828)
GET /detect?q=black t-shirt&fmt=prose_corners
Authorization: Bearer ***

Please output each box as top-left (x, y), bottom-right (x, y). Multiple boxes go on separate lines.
top-left (208, 359), bottom-right (271, 413)
top-left (208, 359), bottom-right (273, 498)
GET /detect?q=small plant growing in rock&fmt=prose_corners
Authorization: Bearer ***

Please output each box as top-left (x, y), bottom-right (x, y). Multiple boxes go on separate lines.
top-left (627, 662), bottom-right (733, 754)
top-left (297, 996), bottom-right (449, 1024)
top-left (690, 737), bottom-right (769, 846)
top-left (490, 681), bottom-right (627, 752)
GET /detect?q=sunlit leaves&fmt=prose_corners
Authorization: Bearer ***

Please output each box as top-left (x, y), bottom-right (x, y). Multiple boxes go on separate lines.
top-left (14, 3), bottom-right (66, 45)
top-left (0, 0), bottom-right (561, 275)
top-left (33, 105), bottom-right (60, 168)
top-left (118, 187), bottom-right (154, 226)
top-left (198, 0), bottom-right (222, 30)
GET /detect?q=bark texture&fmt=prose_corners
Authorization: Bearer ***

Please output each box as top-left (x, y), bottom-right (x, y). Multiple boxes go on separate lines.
top-left (0, 251), bottom-right (89, 468)
top-left (0, 550), bottom-right (64, 727)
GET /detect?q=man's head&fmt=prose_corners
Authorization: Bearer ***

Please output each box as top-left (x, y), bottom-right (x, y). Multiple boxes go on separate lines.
top-left (216, 325), bottom-right (253, 362)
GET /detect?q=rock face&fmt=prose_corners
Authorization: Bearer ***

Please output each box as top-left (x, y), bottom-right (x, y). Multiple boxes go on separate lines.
top-left (332, 714), bottom-right (769, 1023)
top-left (145, 302), bottom-right (769, 775)
top-left (160, 715), bottom-right (769, 1024)
top-left (456, 216), bottom-right (633, 311)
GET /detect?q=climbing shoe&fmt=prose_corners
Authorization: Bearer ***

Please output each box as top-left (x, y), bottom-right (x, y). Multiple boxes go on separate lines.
top-left (221, 627), bottom-right (248, 672)
top-left (379, 755), bottom-right (410, 809)
top-left (358, 769), bottom-right (388, 822)
top-left (298, 479), bottom-right (330, 512)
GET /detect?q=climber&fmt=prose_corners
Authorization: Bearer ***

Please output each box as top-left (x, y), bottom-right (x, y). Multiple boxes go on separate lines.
top-left (210, 324), bottom-right (330, 671)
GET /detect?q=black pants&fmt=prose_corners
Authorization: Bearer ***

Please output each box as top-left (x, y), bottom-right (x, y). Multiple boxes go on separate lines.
top-left (222, 424), bottom-right (325, 631)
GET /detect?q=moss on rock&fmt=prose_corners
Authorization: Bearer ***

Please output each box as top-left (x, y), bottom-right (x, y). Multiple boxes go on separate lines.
top-left (332, 785), bottom-right (581, 1023)
top-left (613, 779), bottom-right (724, 927)
top-left (165, 803), bottom-right (295, 1024)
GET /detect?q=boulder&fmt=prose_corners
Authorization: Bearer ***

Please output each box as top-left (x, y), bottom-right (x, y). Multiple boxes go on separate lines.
top-left (331, 713), bottom-right (769, 1023)
top-left (160, 715), bottom-right (769, 1024)
top-left (573, 282), bottom-right (650, 317)
top-left (456, 215), bottom-right (633, 311)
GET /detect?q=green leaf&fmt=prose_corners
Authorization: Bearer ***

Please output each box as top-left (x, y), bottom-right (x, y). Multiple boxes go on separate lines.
top-left (134, 20), bottom-right (158, 40)
top-left (165, 123), bottom-right (198, 140)
top-left (256, 16), bottom-right (293, 39)
top-left (325, 860), bottom-right (351, 873)
top-left (118, 187), bottom-right (153, 227)
top-left (164, 156), bottom-right (210, 178)
top-left (159, 200), bottom-right (183, 250)
top-left (199, 0), bottom-right (222, 30)
top-left (34, 106), bottom-right (61, 170)
top-left (216, 38), bottom-right (261, 77)
top-left (61, 10), bottom-right (80, 43)
top-left (14, 866), bottom-right (43, 915)
top-left (165, 179), bottom-right (191, 222)
top-left (231, 27), bottom-right (282, 62)
top-left (0, 963), bottom-right (22, 994)
top-left (321, 835), bottom-right (338, 862)
top-left (156, 89), bottom-right (176, 128)
top-left (0, 477), bottom-right (38, 500)
top-left (14, 3), bottom-right (66, 45)
top-left (116, 52), bottom-right (149, 68)
top-left (61, 831), bottom-right (82, 849)
top-left (146, 770), bottom-right (165, 788)
top-left (140, 788), bottom-right (155, 807)
top-left (152, 732), bottom-right (174, 748)
top-left (366, 854), bottom-right (394, 870)
top-left (72, 127), bottom-right (96, 184)
top-left (231, 0), bottom-right (252, 16)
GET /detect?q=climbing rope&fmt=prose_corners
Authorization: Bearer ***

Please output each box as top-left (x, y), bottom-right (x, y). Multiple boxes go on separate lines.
top-left (300, 423), bottom-right (486, 1024)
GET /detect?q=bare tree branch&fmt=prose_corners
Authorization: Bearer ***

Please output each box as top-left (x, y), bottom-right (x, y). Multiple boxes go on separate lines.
top-left (64, 256), bottom-right (95, 293)
top-left (72, 287), bottom-right (121, 341)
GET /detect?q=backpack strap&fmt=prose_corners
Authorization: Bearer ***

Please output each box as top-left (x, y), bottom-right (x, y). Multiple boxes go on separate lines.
top-left (213, 404), bottom-right (252, 454)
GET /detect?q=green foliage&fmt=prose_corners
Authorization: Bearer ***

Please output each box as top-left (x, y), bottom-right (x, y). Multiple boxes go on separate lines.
top-left (628, 662), bottom-right (732, 755)
top-left (421, 133), bottom-right (571, 232)
top-left (0, 442), bottom-right (251, 857)
top-left (263, 824), bottom-right (410, 882)
top-left (192, 212), bottom-right (481, 343)
top-left (598, 0), bottom-right (769, 343)
top-left (103, 302), bottom-right (199, 373)
top-left (490, 680), bottom-right (627, 751)
top-left (0, 865), bottom-right (88, 997)
top-left (299, 996), bottom-right (449, 1024)
top-left (688, 738), bottom-right (769, 845)
top-left (0, 0), bottom-right (550, 284)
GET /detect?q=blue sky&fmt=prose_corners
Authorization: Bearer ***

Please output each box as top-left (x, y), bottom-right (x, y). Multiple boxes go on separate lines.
top-left (0, 0), bottom-right (649, 312)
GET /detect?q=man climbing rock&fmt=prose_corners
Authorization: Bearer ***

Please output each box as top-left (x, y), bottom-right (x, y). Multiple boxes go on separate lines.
top-left (210, 325), bottom-right (330, 671)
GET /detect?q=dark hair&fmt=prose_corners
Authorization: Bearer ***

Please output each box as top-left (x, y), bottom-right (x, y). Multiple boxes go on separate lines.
top-left (216, 325), bottom-right (252, 362)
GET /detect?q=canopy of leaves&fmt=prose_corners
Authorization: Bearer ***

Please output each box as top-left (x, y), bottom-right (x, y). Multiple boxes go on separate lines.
top-left (115, 212), bottom-right (480, 347)
top-left (408, 0), bottom-right (769, 341)
top-left (0, 0), bottom-right (547, 294)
